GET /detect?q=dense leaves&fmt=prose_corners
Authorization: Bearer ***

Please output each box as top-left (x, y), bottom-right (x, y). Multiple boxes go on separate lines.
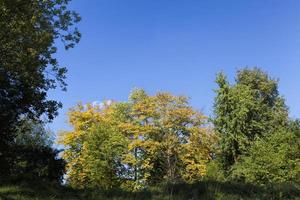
top-left (0, 0), bottom-right (80, 176)
top-left (5, 119), bottom-right (65, 183)
top-left (1, 1), bottom-right (299, 196)
top-left (59, 89), bottom-right (216, 190)
top-left (232, 127), bottom-right (300, 184)
top-left (60, 68), bottom-right (300, 191)
top-left (59, 102), bottom-right (128, 189)
top-left (213, 68), bottom-right (288, 172)
top-left (213, 68), bottom-right (299, 186)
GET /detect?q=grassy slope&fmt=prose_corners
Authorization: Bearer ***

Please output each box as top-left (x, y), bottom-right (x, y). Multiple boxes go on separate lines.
top-left (0, 181), bottom-right (299, 200)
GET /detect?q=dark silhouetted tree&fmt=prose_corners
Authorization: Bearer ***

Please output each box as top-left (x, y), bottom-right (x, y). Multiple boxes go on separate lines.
top-left (0, 0), bottom-right (80, 177)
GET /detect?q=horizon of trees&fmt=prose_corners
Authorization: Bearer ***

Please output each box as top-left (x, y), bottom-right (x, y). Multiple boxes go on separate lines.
top-left (0, 0), bottom-right (299, 195)
top-left (58, 68), bottom-right (299, 190)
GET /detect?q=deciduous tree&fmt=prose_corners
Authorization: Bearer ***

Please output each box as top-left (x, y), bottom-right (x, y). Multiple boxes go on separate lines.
top-left (213, 68), bottom-right (288, 172)
top-left (0, 0), bottom-right (80, 176)
top-left (60, 89), bottom-right (215, 190)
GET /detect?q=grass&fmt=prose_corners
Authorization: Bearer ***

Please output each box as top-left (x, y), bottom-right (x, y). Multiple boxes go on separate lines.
top-left (0, 181), bottom-right (299, 200)
top-left (0, 183), bottom-right (79, 200)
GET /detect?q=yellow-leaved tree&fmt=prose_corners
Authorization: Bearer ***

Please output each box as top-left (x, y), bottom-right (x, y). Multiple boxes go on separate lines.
top-left (59, 89), bottom-right (216, 190)
top-left (58, 102), bottom-right (129, 189)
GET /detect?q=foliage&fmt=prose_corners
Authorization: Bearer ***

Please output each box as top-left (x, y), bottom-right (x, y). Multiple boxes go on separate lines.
top-left (2, 119), bottom-right (65, 183)
top-left (121, 89), bottom-right (215, 189)
top-left (2, 0), bottom-right (298, 196)
top-left (232, 124), bottom-right (300, 185)
top-left (204, 160), bottom-right (226, 182)
top-left (59, 68), bottom-right (299, 192)
top-left (213, 68), bottom-right (288, 172)
top-left (212, 67), bottom-right (300, 187)
top-left (59, 89), bottom-right (216, 190)
top-left (14, 118), bottom-right (54, 148)
top-left (0, 0), bottom-right (80, 176)
top-left (59, 102), bottom-right (128, 189)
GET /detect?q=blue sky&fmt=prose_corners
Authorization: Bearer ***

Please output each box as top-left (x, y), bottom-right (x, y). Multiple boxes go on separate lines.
top-left (49, 0), bottom-right (300, 133)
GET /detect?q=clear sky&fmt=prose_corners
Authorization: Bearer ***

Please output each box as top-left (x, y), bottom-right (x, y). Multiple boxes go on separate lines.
top-left (49, 0), bottom-right (300, 133)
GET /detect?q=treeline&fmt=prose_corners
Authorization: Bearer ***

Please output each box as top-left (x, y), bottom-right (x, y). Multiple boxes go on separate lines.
top-left (59, 68), bottom-right (299, 191)
top-left (0, 0), bottom-right (299, 195)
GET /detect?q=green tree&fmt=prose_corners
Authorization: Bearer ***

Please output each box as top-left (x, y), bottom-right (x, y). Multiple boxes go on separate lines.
top-left (80, 123), bottom-right (128, 189)
top-left (232, 126), bottom-right (300, 185)
top-left (0, 0), bottom-right (80, 176)
top-left (9, 119), bottom-right (65, 183)
top-left (213, 68), bottom-right (288, 172)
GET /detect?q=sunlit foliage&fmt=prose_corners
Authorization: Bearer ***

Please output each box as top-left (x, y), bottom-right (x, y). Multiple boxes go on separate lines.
top-left (213, 68), bottom-right (288, 172)
top-left (59, 89), bottom-right (216, 190)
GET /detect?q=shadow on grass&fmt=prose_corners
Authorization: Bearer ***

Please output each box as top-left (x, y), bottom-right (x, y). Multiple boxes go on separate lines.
top-left (79, 180), bottom-right (300, 200)
top-left (159, 180), bottom-right (300, 200)
top-left (0, 182), bottom-right (80, 200)
top-left (0, 180), bottom-right (299, 200)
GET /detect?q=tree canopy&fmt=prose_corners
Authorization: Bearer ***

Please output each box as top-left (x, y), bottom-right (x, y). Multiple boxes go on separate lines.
top-left (59, 89), bottom-right (216, 190)
top-left (213, 68), bottom-right (288, 172)
top-left (58, 69), bottom-right (299, 189)
top-left (0, 0), bottom-right (80, 177)
top-left (1, 0), bottom-right (298, 196)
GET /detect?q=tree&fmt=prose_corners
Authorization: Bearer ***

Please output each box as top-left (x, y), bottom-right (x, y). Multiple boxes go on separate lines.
top-left (9, 119), bottom-right (65, 183)
top-left (180, 126), bottom-right (216, 183)
top-left (120, 89), bottom-right (215, 189)
top-left (59, 102), bottom-right (128, 189)
top-left (213, 68), bottom-right (288, 172)
top-left (232, 126), bottom-right (300, 185)
top-left (0, 0), bottom-right (80, 175)
top-left (59, 89), bottom-right (216, 190)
